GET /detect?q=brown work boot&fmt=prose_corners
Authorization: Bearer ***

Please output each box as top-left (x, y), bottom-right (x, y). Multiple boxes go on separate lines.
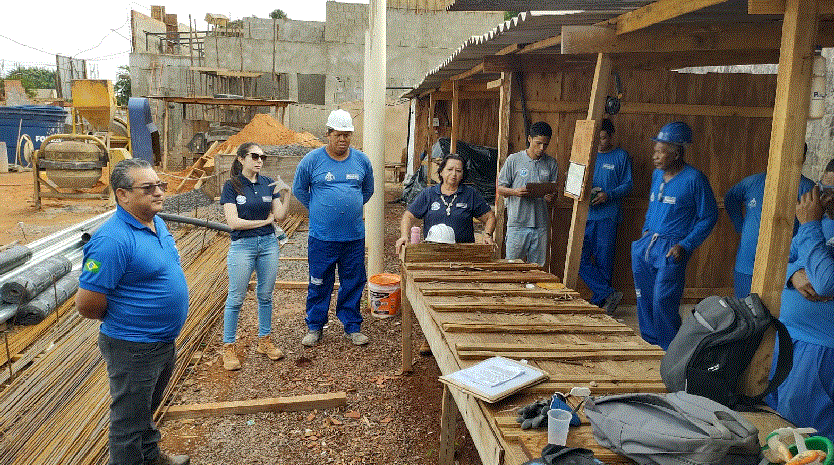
top-left (256, 336), bottom-right (284, 360)
top-left (418, 339), bottom-right (432, 356)
top-left (152, 453), bottom-right (190, 465)
top-left (223, 343), bottom-right (241, 371)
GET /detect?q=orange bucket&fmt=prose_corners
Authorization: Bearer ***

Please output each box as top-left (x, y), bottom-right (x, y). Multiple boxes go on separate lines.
top-left (368, 273), bottom-right (401, 318)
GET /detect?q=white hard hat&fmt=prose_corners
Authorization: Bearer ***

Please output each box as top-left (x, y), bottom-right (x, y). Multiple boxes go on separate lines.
top-left (425, 224), bottom-right (456, 244)
top-left (326, 109), bottom-right (354, 132)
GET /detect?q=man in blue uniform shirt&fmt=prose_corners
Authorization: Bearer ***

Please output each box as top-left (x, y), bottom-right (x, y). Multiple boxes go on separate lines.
top-left (725, 146), bottom-right (814, 298)
top-left (631, 122), bottom-right (718, 350)
top-left (76, 159), bottom-right (190, 465)
top-left (579, 119), bottom-right (632, 314)
top-left (769, 176), bottom-right (834, 441)
top-left (293, 109), bottom-right (374, 347)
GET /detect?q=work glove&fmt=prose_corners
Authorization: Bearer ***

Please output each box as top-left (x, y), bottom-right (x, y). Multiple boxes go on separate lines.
top-left (516, 398), bottom-right (549, 429)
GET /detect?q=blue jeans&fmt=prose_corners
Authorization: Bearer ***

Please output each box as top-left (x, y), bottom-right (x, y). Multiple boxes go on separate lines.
top-left (305, 236), bottom-right (366, 334)
top-left (99, 332), bottom-right (175, 465)
top-left (734, 270), bottom-right (752, 299)
top-left (505, 226), bottom-right (547, 266)
top-left (223, 233), bottom-right (280, 343)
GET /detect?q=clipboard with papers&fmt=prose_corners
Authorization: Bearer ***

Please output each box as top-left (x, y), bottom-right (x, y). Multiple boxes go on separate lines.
top-left (438, 356), bottom-right (549, 403)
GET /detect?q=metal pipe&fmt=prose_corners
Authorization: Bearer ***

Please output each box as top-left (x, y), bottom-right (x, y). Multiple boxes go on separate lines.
top-left (157, 213), bottom-right (232, 233)
top-left (364, 0), bottom-right (386, 277)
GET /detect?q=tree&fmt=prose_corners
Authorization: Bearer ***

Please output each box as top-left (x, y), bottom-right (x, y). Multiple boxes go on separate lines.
top-left (114, 65), bottom-right (131, 107)
top-left (4, 66), bottom-right (56, 97)
top-left (504, 11), bottom-right (518, 21)
top-left (269, 9), bottom-right (287, 19)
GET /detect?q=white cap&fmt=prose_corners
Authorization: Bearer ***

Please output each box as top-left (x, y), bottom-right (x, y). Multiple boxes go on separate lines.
top-left (425, 224), bottom-right (456, 244)
top-left (326, 109), bottom-right (354, 132)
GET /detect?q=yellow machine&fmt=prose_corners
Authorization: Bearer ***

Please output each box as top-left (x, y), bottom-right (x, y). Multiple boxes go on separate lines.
top-left (32, 80), bottom-right (132, 208)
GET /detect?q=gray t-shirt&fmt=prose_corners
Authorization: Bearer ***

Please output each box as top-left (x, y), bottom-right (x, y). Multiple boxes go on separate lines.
top-left (497, 150), bottom-right (559, 228)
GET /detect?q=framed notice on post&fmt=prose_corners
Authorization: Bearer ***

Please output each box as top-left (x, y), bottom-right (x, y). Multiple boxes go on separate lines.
top-left (564, 119), bottom-right (597, 201)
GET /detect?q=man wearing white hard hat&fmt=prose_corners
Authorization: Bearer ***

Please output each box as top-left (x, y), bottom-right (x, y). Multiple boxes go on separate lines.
top-left (293, 109), bottom-right (374, 347)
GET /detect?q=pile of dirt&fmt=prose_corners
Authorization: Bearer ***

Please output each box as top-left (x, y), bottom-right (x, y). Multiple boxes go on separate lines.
top-left (216, 114), bottom-right (323, 153)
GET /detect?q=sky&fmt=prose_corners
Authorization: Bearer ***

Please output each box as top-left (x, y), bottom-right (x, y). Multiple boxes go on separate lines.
top-left (1, 1), bottom-right (367, 83)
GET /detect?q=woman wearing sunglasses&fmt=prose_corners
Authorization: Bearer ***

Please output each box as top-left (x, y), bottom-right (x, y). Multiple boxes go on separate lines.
top-left (219, 142), bottom-right (290, 370)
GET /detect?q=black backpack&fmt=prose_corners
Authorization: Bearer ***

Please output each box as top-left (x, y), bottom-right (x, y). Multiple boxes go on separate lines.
top-left (660, 293), bottom-right (793, 409)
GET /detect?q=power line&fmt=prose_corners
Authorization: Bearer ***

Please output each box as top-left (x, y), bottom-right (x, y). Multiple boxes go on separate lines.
top-left (0, 33), bottom-right (54, 56)
top-left (85, 50), bottom-right (130, 61)
top-left (74, 13), bottom-right (131, 56)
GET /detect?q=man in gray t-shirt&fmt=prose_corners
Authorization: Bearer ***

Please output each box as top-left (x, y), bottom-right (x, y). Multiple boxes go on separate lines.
top-left (496, 121), bottom-right (559, 266)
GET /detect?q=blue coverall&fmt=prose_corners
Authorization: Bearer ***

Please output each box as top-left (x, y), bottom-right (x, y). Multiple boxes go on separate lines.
top-left (631, 164), bottom-right (717, 350)
top-left (769, 217), bottom-right (834, 441)
top-left (292, 146), bottom-right (374, 334)
top-left (725, 173), bottom-right (814, 298)
top-left (579, 147), bottom-right (633, 305)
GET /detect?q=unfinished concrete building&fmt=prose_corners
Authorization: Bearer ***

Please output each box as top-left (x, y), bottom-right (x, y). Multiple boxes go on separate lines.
top-left (129, 2), bottom-right (504, 169)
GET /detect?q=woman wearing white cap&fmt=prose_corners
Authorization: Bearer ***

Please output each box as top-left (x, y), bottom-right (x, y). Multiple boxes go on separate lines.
top-left (395, 153), bottom-right (495, 254)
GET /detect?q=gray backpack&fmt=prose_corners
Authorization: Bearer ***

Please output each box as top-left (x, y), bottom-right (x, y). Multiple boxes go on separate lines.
top-left (584, 392), bottom-right (761, 465)
top-left (660, 293), bottom-right (793, 409)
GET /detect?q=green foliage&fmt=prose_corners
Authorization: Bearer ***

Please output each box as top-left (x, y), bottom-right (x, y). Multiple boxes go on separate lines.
top-left (504, 11), bottom-right (519, 21)
top-left (114, 65), bottom-right (131, 107)
top-left (228, 19), bottom-right (244, 28)
top-left (4, 66), bottom-right (56, 98)
top-left (269, 9), bottom-right (287, 19)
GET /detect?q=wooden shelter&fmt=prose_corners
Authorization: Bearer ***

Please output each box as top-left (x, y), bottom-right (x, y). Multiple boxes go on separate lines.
top-left (403, 0), bottom-right (833, 461)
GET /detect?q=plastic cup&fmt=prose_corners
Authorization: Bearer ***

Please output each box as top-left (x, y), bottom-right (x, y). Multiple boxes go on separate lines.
top-left (547, 409), bottom-right (572, 446)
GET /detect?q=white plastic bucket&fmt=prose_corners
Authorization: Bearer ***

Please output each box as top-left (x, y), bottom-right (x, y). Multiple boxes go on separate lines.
top-left (368, 273), bottom-right (401, 318)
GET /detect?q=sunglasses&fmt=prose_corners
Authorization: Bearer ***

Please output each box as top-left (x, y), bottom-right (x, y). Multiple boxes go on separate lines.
top-left (124, 182), bottom-right (168, 194)
top-left (248, 153), bottom-right (267, 161)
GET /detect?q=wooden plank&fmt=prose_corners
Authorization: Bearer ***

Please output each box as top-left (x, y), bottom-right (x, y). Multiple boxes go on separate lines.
top-left (401, 286), bottom-right (414, 374)
top-left (412, 271), bottom-right (560, 283)
top-left (748, 0), bottom-right (819, 399)
top-left (275, 281), bottom-right (339, 290)
top-left (422, 289), bottom-right (577, 299)
top-left (406, 261), bottom-right (541, 271)
top-left (519, 100), bottom-right (774, 118)
top-left (749, 0), bottom-right (833, 13)
top-left (441, 322), bottom-right (634, 334)
top-left (429, 91), bottom-right (498, 101)
top-left (163, 392), bottom-right (347, 420)
top-left (450, 80), bottom-right (460, 155)
top-left (429, 302), bottom-right (600, 313)
top-left (563, 53), bottom-right (611, 289)
top-left (452, 63), bottom-right (484, 81)
top-left (526, 381), bottom-right (667, 394)
top-left (439, 385), bottom-right (457, 465)
top-left (402, 243), bottom-right (495, 264)
top-left (457, 350), bottom-right (664, 361)
top-left (518, 35), bottom-right (561, 54)
top-left (455, 342), bottom-right (647, 352)
top-left (614, 0), bottom-right (730, 35)
top-left (495, 71), bottom-right (512, 258)
top-left (486, 78), bottom-right (502, 90)
top-left (561, 25), bottom-right (616, 55)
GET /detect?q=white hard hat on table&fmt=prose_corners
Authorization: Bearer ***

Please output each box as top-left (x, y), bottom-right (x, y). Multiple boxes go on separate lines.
top-left (425, 224), bottom-right (456, 244)
top-left (326, 109), bottom-right (354, 132)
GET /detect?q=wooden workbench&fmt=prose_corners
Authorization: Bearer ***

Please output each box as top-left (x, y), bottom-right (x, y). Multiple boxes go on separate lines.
top-left (399, 244), bottom-right (791, 465)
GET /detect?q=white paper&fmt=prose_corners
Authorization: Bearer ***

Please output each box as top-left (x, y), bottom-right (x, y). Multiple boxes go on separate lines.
top-left (458, 362), bottom-right (523, 388)
top-left (440, 356), bottom-right (547, 402)
top-left (564, 162), bottom-right (585, 198)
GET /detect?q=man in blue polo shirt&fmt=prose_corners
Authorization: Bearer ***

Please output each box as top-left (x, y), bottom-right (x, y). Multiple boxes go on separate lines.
top-left (293, 109), bottom-right (374, 347)
top-left (725, 146), bottom-right (814, 298)
top-left (631, 122), bottom-right (717, 350)
top-left (77, 159), bottom-right (189, 465)
top-left (579, 119), bottom-right (633, 314)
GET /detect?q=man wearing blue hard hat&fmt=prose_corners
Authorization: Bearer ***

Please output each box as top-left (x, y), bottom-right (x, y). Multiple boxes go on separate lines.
top-left (631, 122), bottom-right (718, 350)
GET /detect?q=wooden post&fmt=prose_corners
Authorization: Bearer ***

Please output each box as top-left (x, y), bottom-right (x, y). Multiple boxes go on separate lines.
top-left (427, 92), bottom-right (436, 186)
top-left (745, 0), bottom-right (819, 395)
top-left (450, 80), bottom-right (460, 155)
top-left (162, 103), bottom-right (169, 170)
top-left (438, 384), bottom-right (458, 465)
top-left (495, 72), bottom-right (513, 256)
top-left (400, 283), bottom-right (414, 374)
top-left (563, 53), bottom-right (611, 288)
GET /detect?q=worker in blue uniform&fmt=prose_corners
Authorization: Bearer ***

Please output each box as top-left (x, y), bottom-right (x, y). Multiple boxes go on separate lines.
top-left (579, 119), bottom-right (632, 314)
top-left (631, 122), bottom-right (718, 350)
top-left (769, 172), bottom-right (834, 441)
top-left (725, 146), bottom-right (814, 298)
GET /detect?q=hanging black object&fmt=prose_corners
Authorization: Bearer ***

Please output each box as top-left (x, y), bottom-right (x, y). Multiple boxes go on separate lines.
top-left (605, 73), bottom-right (623, 115)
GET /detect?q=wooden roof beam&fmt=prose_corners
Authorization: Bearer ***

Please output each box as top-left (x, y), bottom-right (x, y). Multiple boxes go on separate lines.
top-left (614, 0), bottom-right (732, 35)
top-left (564, 21), bottom-right (834, 54)
top-left (451, 62), bottom-right (485, 81)
top-left (483, 54), bottom-right (596, 73)
top-left (749, 0), bottom-right (833, 13)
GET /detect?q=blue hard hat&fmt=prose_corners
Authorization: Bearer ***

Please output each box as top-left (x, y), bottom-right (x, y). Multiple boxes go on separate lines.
top-left (652, 121), bottom-right (692, 145)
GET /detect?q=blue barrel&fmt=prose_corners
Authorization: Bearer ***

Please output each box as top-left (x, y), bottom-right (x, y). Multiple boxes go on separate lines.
top-left (0, 105), bottom-right (68, 165)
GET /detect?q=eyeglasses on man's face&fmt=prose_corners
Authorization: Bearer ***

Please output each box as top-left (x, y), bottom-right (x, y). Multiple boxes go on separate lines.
top-left (124, 182), bottom-right (168, 194)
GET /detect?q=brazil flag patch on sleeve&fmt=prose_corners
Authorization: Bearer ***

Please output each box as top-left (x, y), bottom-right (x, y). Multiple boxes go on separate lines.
top-left (84, 258), bottom-right (102, 274)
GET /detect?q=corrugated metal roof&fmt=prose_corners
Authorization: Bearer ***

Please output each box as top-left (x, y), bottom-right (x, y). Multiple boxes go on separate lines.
top-left (442, 0), bottom-right (652, 11)
top-left (404, 10), bottom-right (619, 97)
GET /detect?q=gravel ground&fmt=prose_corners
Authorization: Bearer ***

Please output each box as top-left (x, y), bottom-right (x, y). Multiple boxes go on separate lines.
top-left (157, 186), bottom-right (482, 465)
